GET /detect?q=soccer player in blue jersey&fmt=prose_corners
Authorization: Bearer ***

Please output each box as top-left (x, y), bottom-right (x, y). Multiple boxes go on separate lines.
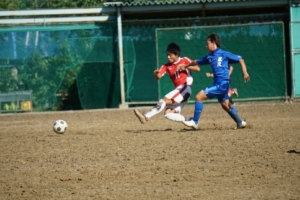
top-left (177, 33), bottom-right (250, 129)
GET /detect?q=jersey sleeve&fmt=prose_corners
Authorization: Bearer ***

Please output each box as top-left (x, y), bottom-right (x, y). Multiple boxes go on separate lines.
top-left (196, 56), bottom-right (210, 65)
top-left (183, 57), bottom-right (192, 64)
top-left (225, 51), bottom-right (242, 63)
top-left (159, 65), bottom-right (167, 76)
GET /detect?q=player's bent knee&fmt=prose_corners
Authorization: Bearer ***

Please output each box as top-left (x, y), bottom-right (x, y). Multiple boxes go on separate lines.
top-left (195, 92), bottom-right (206, 101)
top-left (164, 109), bottom-right (173, 115)
top-left (220, 101), bottom-right (231, 112)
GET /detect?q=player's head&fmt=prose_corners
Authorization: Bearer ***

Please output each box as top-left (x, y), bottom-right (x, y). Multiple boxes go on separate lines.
top-left (166, 42), bottom-right (181, 63)
top-left (166, 42), bottom-right (181, 55)
top-left (206, 33), bottom-right (221, 52)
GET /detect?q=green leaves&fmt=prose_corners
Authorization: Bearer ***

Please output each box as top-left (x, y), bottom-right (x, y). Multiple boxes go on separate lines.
top-left (0, 0), bottom-right (146, 9)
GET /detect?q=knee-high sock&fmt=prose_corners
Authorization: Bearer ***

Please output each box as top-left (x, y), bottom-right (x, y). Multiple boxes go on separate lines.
top-left (164, 113), bottom-right (190, 122)
top-left (145, 99), bottom-right (166, 119)
top-left (193, 102), bottom-right (203, 123)
top-left (228, 107), bottom-right (242, 125)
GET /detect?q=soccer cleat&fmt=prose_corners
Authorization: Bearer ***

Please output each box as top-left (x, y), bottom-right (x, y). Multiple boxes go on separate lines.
top-left (232, 88), bottom-right (239, 97)
top-left (182, 119), bottom-right (198, 129)
top-left (237, 120), bottom-right (247, 129)
top-left (134, 109), bottom-right (147, 124)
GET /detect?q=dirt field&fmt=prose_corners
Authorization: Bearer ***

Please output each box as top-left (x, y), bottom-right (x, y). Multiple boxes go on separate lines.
top-left (0, 102), bottom-right (299, 200)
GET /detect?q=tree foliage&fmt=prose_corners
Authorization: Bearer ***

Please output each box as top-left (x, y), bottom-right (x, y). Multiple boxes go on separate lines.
top-left (0, 0), bottom-right (140, 9)
top-left (0, 0), bottom-right (155, 111)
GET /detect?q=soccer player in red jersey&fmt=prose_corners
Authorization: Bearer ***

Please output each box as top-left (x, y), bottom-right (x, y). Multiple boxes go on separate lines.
top-left (134, 42), bottom-right (200, 124)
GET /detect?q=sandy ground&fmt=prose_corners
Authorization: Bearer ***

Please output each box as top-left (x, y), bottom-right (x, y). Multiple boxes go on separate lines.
top-left (0, 102), bottom-right (299, 200)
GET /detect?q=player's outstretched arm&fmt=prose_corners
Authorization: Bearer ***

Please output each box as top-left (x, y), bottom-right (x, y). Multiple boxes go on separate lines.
top-left (187, 65), bottom-right (200, 72)
top-left (177, 60), bottom-right (198, 71)
top-left (239, 59), bottom-right (250, 82)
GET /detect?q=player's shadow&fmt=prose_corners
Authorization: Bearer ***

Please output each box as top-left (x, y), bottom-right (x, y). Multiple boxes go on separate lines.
top-left (125, 128), bottom-right (173, 134)
top-left (179, 128), bottom-right (200, 132)
top-left (287, 150), bottom-right (300, 154)
top-left (126, 127), bottom-right (238, 134)
top-left (178, 127), bottom-right (236, 132)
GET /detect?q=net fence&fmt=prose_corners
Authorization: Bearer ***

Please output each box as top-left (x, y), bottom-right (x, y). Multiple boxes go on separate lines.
top-left (156, 22), bottom-right (287, 102)
top-left (0, 24), bottom-right (135, 111)
top-left (0, 15), bottom-right (290, 112)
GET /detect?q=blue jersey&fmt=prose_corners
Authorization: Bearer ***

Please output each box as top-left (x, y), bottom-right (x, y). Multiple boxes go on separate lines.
top-left (196, 48), bottom-right (242, 84)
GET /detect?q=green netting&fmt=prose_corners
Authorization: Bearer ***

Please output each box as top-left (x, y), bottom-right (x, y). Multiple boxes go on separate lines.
top-left (156, 22), bottom-right (287, 102)
top-left (69, 36), bottom-right (136, 108)
top-left (0, 24), bottom-right (136, 110)
top-left (0, 15), bottom-right (290, 111)
top-left (0, 29), bottom-right (70, 110)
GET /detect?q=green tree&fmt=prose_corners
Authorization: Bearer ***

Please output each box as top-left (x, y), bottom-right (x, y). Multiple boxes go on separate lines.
top-left (0, 0), bottom-right (143, 9)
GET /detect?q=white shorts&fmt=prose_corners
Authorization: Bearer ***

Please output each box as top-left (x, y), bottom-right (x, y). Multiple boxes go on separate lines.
top-left (165, 84), bottom-right (191, 113)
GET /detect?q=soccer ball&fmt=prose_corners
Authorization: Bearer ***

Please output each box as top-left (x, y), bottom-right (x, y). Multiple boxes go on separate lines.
top-left (53, 120), bottom-right (68, 134)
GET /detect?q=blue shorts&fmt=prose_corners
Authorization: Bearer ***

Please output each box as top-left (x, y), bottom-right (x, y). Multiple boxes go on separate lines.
top-left (203, 81), bottom-right (230, 102)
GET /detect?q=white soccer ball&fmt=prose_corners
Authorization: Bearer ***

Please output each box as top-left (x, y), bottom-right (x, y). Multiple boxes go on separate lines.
top-left (53, 120), bottom-right (68, 134)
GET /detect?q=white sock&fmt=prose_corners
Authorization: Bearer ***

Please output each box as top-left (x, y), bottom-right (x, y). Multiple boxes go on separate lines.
top-left (144, 99), bottom-right (166, 119)
top-left (165, 113), bottom-right (190, 122)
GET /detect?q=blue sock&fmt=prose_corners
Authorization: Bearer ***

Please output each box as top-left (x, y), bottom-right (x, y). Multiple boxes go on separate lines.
top-left (193, 102), bottom-right (203, 124)
top-left (228, 107), bottom-right (242, 125)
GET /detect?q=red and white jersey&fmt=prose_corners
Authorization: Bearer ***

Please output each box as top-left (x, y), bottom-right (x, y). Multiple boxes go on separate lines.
top-left (159, 57), bottom-right (193, 87)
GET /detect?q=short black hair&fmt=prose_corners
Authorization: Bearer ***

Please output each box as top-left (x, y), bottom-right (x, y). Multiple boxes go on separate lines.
top-left (166, 42), bottom-right (181, 55)
top-left (207, 33), bottom-right (221, 48)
